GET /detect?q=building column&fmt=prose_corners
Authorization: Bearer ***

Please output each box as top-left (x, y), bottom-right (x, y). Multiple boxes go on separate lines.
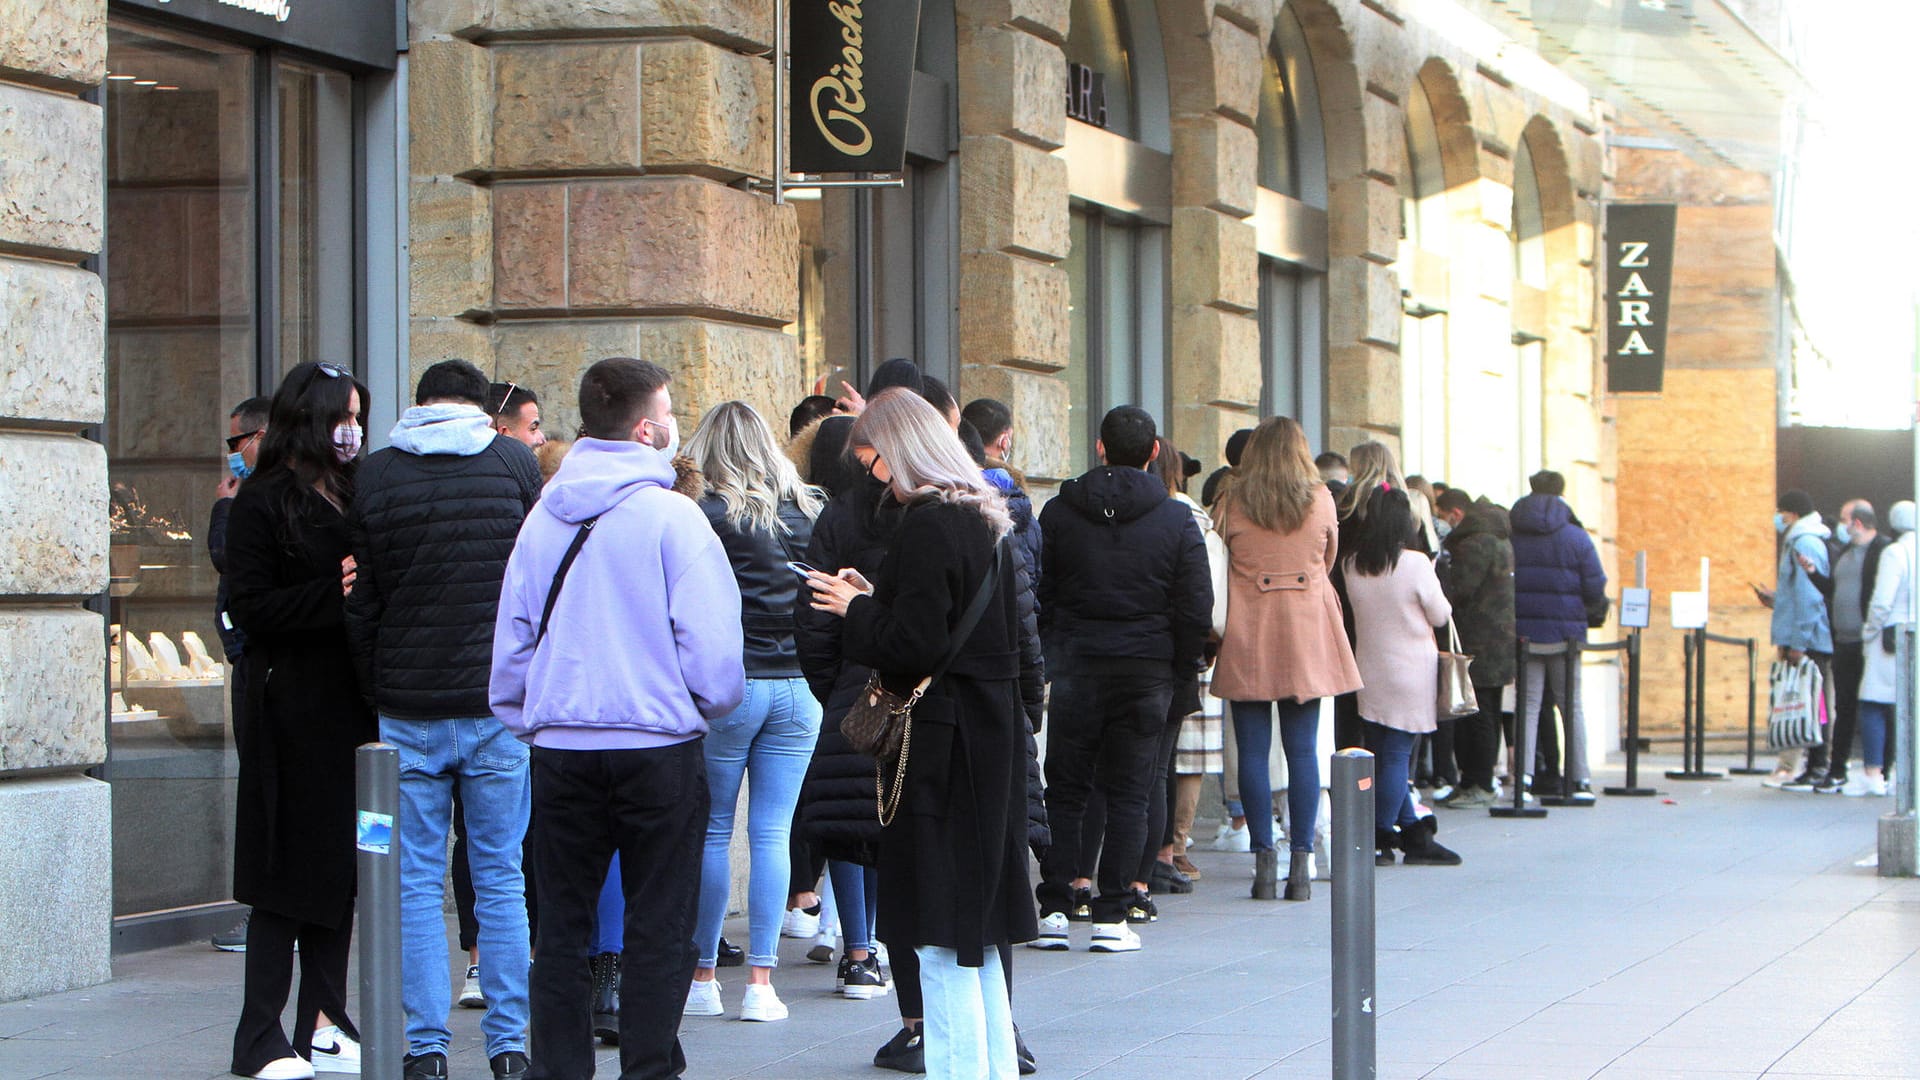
top-left (0, 0), bottom-right (113, 1003)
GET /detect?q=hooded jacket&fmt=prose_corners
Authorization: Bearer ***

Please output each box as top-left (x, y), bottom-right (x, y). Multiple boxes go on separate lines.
top-left (1508, 493), bottom-right (1607, 646)
top-left (490, 438), bottom-right (745, 748)
top-left (1037, 464), bottom-right (1212, 677)
top-left (1439, 497), bottom-right (1516, 687)
top-left (1772, 512), bottom-right (1833, 653)
top-left (345, 404), bottom-right (542, 719)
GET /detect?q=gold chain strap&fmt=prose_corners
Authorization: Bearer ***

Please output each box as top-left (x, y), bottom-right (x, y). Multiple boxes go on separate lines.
top-left (874, 714), bottom-right (913, 826)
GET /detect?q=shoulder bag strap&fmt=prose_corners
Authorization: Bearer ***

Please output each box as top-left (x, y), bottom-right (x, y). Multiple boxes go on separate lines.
top-left (535, 516), bottom-right (600, 647)
top-left (915, 539), bottom-right (1008, 693)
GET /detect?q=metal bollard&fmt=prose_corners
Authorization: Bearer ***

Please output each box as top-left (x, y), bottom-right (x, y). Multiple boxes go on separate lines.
top-left (1331, 749), bottom-right (1377, 1080)
top-left (356, 743), bottom-right (403, 1080)
top-left (1881, 630), bottom-right (1918, 876)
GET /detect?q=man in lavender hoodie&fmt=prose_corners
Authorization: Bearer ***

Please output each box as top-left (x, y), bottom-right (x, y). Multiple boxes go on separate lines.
top-left (491, 357), bottom-right (744, 1080)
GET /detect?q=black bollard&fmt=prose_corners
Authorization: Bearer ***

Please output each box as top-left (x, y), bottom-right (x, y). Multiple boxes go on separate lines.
top-left (1331, 749), bottom-right (1376, 1080)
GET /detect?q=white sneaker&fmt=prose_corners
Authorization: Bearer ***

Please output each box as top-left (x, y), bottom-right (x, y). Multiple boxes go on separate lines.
top-left (1212, 823), bottom-right (1251, 852)
top-left (807, 928), bottom-right (837, 964)
top-left (1028, 911), bottom-right (1070, 950)
top-left (781, 906), bottom-right (821, 939)
top-left (459, 963), bottom-right (485, 1008)
top-left (1089, 922), bottom-right (1141, 953)
top-left (307, 1026), bottom-right (359, 1074)
top-left (739, 983), bottom-right (788, 1022)
top-left (684, 977), bottom-right (724, 1017)
top-left (1846, 776), bottom-right (1890, 797)
top-left (1429, 784), bottom-right (1455, 804)
top-left (252, 1057), bottom-right (315, 1080)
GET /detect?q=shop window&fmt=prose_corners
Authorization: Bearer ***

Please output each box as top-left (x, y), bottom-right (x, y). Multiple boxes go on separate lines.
top-left (1255, 3), bottom-right (1329, 444)
top-left (1399, 82), bottom-right (1452, 479)
top-left (1066, 203), bottom-right (1167, 469)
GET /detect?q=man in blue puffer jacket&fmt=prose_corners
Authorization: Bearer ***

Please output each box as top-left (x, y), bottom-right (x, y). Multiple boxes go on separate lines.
top-left (1509, 470), bottom-right (1608, 803)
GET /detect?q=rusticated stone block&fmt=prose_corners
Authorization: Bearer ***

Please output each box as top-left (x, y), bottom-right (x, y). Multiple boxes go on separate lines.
top-left (0, 774), bottom-right (112, 1001)
top-left (1326, 341), bottom-right (1401, 434)
top-left (0, 257), bottom-right (104, 425)
top-left (640, 38), bottom-right (772, 181)
top-left (410, 0), bottom-right (488, 39)
top-left (955, 0), bottom-right (1069, 44)
top-left (494, 42), bottom-right (641, 175)
top-left (1172, 400), bottom-right (1257, 472)
top-left (410, 39), bottom-right (492, 177)
top-left (638, 317), bottom-right (798, 430)
top-left (1209, 16), bottom-right (1263, 127)
top-left (957, 364), bottom-right (1071, 483)
top-left (492, 182), bottom-right (567, 310)
top-left (958, 252), bottom-right (1068, 373)
top-left (1327, 257), bottom-right (1400, 349)
top-left (0, 608), bottom-right (104, 772)
top-left (1329, 175), bottom-right (1399, 265)
top-left (0, 83), bottom-right (102, 258)
top-left (0, 432), bottom-right (107, 597)
top-left (566, 178), bottom-right (797, 322)
top-left (1172, 208), bottom-right (1256, 314)
top-left (1171, 306), bottom-right (1260, 408)
top-left (959, 136), bottom-right (1068, 261)
top-left (0, 0), bottom-right (104, 89)
top-left (1360, 91), bottom-right (1402, 184)
top-left (411, 178), bottom-right (492, 317)
top-left (1172, 114), bottom-right (1256, 219)
top-left (958, 26), bottom-right (1065, 150)
top-left (410, 318), bottom-right (495, 388)
top-left (484, 0), bottom-right (771, 53)
top-left (493, 320), bottom-right (645, 440)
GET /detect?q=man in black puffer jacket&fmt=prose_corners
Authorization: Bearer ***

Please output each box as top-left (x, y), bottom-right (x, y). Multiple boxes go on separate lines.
top-left (345, 359), bottom-right (542, 1078)
top-left (1032, 407), bottom-right (1211, 953)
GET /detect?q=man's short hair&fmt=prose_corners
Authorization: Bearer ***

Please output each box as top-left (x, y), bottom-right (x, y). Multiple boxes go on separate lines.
top-left (1853, 505), bottom-right (1879, 531)
top-left (1529, 469), bottom-right (1566, 496)
top-left (1777, 489), bottom-right (1814, 516)
top-left (1314, 451), bottom-right (1348, 473)
top-left (1436, 488), bottom-right (1473, 515)
top-left (922, 376), bottom-right (958, 419)
top-left (415, 359), bottom-right (490, 407)
top-left (1099, 406), bottom-right (1157, 468)
top-left (962, 398), bottom-right (1013, 444)
top-left (789, 395), bottom-right (836, 437)
top-left (1225, 428), bottom-right (1254, 468)
top-left (486, 380), bottom-right (540, 418)
top-left (231, 396), bottom-right (272, 432)
top-left (579, 358), bottom-right (670, 440)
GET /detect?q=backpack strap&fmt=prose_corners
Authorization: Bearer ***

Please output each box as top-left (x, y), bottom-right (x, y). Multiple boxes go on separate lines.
top-left (536, 516), bottom-right (599, 647)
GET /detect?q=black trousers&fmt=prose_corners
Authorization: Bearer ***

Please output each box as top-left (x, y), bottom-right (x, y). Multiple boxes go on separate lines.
top-left (1037, 672), bottom-right (1173, 924)
top-left (527, 740), bottom-right (708, 1080)
top-left (1454, 685), bottom-right (1504, 792)
top-left (231, 905), bottom-right (357, 1075)
top-left (1079, 710), bottom-right (1185, 885)
top-left (1830, 641), bottom-right (1865, 778)
top-left (451, 789), bottom-right (480, 954)
top-left (788, 803), bottom-right (823, 902)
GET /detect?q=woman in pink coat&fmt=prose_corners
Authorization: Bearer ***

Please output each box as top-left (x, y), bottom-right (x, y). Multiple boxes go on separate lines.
top-left (1342, 486), bottom-right (1462, 867)
top-left (1211, 418), bottom-right (1363, 901)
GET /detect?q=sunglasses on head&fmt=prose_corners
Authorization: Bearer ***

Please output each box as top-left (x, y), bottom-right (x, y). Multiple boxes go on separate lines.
top-left (225, 429), bottom-right (262, 452)
top-left (494, 381), bottom-right (519, 417)
top-left (315, 362), bottom-right (349, 379)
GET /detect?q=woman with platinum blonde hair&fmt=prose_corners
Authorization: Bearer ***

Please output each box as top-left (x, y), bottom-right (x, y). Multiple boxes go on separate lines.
top-left (807, 388), bottom-right (1034, 1079)
top-left (682, 400), bottom-right (827, 1023)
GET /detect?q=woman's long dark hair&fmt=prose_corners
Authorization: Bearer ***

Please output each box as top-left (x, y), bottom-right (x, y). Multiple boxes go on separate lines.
top-left (1352, 485), bottom-right (1413, 577)
top-left (253, 361), bottom-right (367, 523)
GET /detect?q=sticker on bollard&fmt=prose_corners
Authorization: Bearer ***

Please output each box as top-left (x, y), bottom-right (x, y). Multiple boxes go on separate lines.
top-left (356, 810), bottom-right (393, 855)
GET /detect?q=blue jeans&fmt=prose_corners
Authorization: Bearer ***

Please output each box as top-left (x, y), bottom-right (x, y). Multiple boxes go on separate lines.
top-left (917, 946), bottom-right (1016, 1080)
top-left (828, 860), bottom-right (879, 951)
top-left (1861, 701), bottom-right (1893, 769)
top-left (695, 678), bottom-right (822, 968)
top-left (1229, 699), bottom-right (1322, 853)
top-left (383, 716), bottom-right (531, 1059)
top-left (1366, 723), bottom-right (1420, 830)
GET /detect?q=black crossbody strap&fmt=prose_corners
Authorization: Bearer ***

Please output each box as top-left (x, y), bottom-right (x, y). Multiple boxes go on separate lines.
top-left (536, 516), bottom-right (600, 647)
top-left (926, 539), bottom-right (1008, 687)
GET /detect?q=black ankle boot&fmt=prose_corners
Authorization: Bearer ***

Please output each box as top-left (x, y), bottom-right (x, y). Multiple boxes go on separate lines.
top-left (1375, 827), bottom-right (1398, 866)
top-left (1398, 816), bottom-right (1462, 866)
top-left (1284, 851), bottom-right (1312, 900)
top-left (1252, 849), bottom-right (1279, 900)
top-left (590, 951), bottom-right (621, 1044)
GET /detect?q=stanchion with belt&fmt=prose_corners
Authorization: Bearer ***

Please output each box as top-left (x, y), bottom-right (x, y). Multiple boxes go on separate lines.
top-left (1668, 628), bottom-right (1756, 780)
top-left (1491, 638), bottom-right (1549, 819)
top-left (1603, 628), bottom-right (1658, 796)
top-left (1725, 636), bottom-right (1769, 776)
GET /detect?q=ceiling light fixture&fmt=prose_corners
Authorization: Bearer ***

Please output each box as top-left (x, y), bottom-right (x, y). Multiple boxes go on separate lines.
top-left (134, 79), bottom-right (158, 86)
top-left (108, 73), bottom-right (137, 81)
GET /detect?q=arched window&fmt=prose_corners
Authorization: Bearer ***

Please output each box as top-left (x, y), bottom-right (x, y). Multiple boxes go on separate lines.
top-left (1059, 0), bottom-right (1172, 470)
top-left (1255, 2), bottom-right (1329, 447)
top-left (1398, 78), bottom-right (1452, 480)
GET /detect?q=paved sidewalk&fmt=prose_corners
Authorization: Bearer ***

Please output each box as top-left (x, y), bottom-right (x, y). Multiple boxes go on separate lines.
top-left (4, 756), bottom-right (1918, 1079)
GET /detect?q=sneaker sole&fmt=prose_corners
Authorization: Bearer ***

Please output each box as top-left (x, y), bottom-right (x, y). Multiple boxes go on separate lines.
top-left (682, 1003), bottom-right (723, 1018)
top-left (740, 1010), bottom-right (788, 1022)
top-left (458, 997), bottom-right (485, 1009)
top-left (1089, 941), bottom-right (1140, 953)
top-left (1026, 936), bottom-right (1070, 951)
top-left (213, 943), bottom-right (247, 953)
top-left (841, 985), bottom-right (884, 1000)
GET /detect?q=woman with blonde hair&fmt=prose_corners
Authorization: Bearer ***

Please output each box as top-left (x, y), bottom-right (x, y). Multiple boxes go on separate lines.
top-left (1212, 416), bottom-right (1363, 901)
top-left (682, 401), bottom-right (827, 1022)
top-left (807, 388), bottom-right (1034, 1079)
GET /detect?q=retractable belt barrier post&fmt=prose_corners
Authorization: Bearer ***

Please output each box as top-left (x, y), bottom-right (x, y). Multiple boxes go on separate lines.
top-left (1725, 636), bottom-right (1768, 775)
top-left (1491, 639), bottom-right (1549, 819)
top-left (356, 743), bottom-right (402, 1080)
top-left (1604, 629), bottom-right (1658, 796)
top-left (1331, 749), bottom-right (1376, 1080)
top-left (1668, 628), bottom-right (1726, 780)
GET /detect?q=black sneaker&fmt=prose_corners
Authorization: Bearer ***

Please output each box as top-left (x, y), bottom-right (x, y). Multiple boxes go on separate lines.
top-left (1569, 782), bottom-right (1597, 805)
top-left (490, 1050), bottom-right (530, 1080)
top-left (403, 1051), bottom-right (449, 1080)
top-left (211, 911), bottom-right (249, 952)
top-left (841, 954), bottom-right (886, 1000)
top-left (874, 1024), bottom-right (925, 1073)
top-left (716, 937), bottom-right (746, 967)
top-left (1815, 772), bottom-right (1849, 794)
top-left (1125, 888), bottom-right (1158, 924)
top-left (1781, 771), bottom-right (1822, 792)
top-left (1067, 886), bottom-right (1093, 922)
top-left (1015, 1024), bottom-right (1036, 1075)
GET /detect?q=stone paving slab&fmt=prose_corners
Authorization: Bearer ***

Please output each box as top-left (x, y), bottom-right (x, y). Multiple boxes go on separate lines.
top-left (2, 755), bottom-right (1917, 1079)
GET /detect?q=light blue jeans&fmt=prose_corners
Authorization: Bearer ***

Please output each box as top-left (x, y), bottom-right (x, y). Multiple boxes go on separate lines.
top-left (695, 677), bottom-right (822, 968)
top-left (917, 946), bottom-right (1017, 1080)
top-left (382, 716), bottom-right (530, 1059)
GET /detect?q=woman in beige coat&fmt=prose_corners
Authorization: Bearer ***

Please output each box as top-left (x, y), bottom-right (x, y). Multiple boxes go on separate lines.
top-left (1211, 417), bottom-right (1363, 901)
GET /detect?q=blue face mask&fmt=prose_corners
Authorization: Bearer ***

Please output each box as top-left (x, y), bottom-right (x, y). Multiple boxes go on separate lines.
top-left (1774, 513), bottom-right (1788, 534)
top-left (227, 451), bottom-right (253, 481)
top-left (1835, 522), bottom-right (1853, 546)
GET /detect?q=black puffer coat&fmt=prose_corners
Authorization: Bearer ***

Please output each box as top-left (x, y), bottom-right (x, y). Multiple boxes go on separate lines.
top-left (344, 431), bottom-right (541, 719)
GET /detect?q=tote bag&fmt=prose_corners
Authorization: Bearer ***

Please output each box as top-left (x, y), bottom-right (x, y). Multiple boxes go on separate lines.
top-left (1767, 656), bottom-right (1826, 751)
top-left (1437, 620), bottom-right (1478, 719)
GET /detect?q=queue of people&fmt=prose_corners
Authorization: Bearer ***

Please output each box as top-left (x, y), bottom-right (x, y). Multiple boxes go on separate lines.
top-left (211, 350), bottom-right (1654, 1080)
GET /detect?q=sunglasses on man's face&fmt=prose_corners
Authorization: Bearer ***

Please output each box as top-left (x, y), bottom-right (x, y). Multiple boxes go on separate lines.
top-left (225, 429), bottom-right (262, 452)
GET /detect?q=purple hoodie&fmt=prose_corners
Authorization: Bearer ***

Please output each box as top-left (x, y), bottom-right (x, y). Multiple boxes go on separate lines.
top-left (490, 438), bottom-right (745, 749)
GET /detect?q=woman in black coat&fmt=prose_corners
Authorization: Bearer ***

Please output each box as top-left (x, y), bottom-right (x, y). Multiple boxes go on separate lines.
top-left (808, 389), bottom-right (1036, 1080)
top-left (225, 362), bottom-right (377, 1079)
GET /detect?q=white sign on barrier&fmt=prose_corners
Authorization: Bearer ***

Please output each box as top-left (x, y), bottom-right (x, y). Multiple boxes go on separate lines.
top-left (1621, 587), bottom-right (1652, 629)
top-left (1670, 591), bottom-right (1708, 630)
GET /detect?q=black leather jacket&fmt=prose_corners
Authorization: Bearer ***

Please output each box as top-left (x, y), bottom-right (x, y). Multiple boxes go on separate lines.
top-left (699, 495), bottom-right (815, 678)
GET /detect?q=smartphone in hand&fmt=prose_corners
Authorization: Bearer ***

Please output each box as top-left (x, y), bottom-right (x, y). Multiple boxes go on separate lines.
top-left (786, 561), bottom-right (819, 580)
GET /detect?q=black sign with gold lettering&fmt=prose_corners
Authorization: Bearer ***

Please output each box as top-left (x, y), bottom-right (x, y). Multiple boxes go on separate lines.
top-left (1605, 203), bottom-right (1677, 394)
top-left (790, 0), bottom-right (922, 174)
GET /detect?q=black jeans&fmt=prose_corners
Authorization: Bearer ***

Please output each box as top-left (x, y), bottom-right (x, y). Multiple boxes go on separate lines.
top-left (231, 905), bottom-right (357, 1074)
top-left (1038, 671), bottom-right (1174, 924)
top-left (1079, 710), bottom-right (1185, 886)
top-left (451, 789), bottom-right (480, 954)
top-left (1829, 641), bottom-right (1865, 778)
top-left (527, 740), bottom-right (708, 1080)
top-left (1454, 684), bottom-right (1504, 792)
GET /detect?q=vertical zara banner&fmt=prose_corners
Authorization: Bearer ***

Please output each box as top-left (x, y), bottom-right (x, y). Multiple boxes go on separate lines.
top-left (790, 0), bottom-right (922, 175)
top-left (1604, 203), bottom-right (1677, 394)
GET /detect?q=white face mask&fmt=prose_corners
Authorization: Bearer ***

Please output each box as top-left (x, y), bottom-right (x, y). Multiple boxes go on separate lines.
top-left (647, 414), bottom-right (679, 459)
top-left (1436, 520), bottom-right (1453, 541)
top-left (332, 422), bottom-right (363, 463)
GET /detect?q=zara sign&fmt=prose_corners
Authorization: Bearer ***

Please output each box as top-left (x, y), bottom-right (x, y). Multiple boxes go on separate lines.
top-left (1604, 203), bottom-right (1677, 394)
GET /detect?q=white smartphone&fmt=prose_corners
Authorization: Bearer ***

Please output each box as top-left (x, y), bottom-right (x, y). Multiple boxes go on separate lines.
top-left (786, 561), bottom-right (819, 579)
